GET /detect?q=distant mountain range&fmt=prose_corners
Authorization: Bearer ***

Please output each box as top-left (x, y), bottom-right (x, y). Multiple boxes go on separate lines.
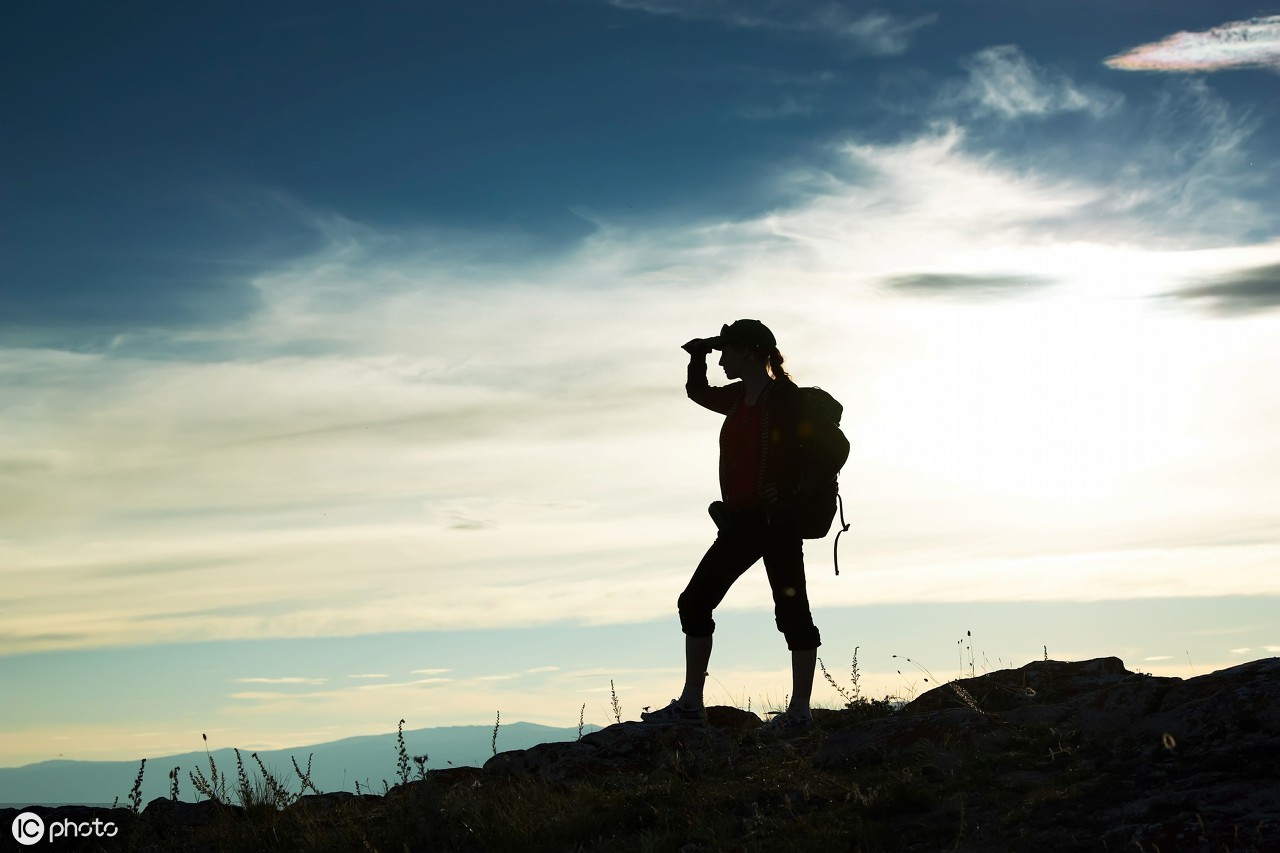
top-left (0, 722), bottom-right (600, 807)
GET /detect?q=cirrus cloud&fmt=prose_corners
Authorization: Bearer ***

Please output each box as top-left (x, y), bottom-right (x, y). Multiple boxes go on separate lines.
top-left (607, 0), bottom-right (936, 54)
top-left (957, 45), bottom-right (1123, 118)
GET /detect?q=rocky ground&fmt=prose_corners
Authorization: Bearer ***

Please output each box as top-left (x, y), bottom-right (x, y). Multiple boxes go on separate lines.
top-left (5, 656), bottom-right (1277, 851)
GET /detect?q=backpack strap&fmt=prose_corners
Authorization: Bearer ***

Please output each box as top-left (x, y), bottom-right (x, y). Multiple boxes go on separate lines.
top-left (832, 488), bottom-right (850, 576)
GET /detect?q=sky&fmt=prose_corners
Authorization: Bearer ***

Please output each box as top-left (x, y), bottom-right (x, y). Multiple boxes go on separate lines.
top-left (3, 1), bottom-right (1280, 771)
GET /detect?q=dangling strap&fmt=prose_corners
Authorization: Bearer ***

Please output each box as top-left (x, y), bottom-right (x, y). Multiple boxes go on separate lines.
top-left (832, 490), bottom-right (850, 576)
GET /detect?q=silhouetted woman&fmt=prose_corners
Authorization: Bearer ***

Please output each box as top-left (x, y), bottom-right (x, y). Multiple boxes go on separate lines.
top-left (642, 319), bottom-right (837, 733)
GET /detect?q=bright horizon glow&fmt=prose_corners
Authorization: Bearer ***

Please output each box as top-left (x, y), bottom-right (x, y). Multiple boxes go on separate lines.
top-left (2, 597), bottom-right (1277, 766)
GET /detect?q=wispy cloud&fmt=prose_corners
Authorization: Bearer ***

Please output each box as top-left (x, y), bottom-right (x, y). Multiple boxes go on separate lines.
top-left (881, 272), bottom-right (1057, 300)
top-left (356, 677), bottom-right (452, 691)
top-left (904, 49), bottom-right (1270, 247)
top-left (1107, 16), bottom-right (1280, 74)
top-left (1163, 262), bottom-right (1280, 315)
top-left (235, 676), bottom-right (327, 685)
top-left (1113, 79), bottom-right (1269, 242)
top-left (608, 0), bottom-right (936, 54)
top-left (954, 45), bottom-right (1122, 119)
top-left (228, 691), bottom-right (319, 702)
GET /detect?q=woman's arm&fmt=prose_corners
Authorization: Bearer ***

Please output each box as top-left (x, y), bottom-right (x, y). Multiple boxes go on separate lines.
top-left (683, 340), bottom-right (740, 414)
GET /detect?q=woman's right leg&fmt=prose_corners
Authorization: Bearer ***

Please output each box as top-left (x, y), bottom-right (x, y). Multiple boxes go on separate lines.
top-left (760, 523), bottom-right (820, 722)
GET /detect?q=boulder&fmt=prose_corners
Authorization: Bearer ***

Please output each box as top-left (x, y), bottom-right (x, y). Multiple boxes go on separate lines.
top-left (142, 796), bottom-right (242, 826)
top-left (483, 715), bottom-right (738, 784)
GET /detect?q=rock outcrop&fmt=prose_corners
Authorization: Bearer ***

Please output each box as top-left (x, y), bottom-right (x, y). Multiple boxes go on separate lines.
top-left (812, 656), bottom-right (1280, 851)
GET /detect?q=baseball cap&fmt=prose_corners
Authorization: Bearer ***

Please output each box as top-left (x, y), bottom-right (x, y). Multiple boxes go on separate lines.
top-left (708, 319), bottom-right (776, 351)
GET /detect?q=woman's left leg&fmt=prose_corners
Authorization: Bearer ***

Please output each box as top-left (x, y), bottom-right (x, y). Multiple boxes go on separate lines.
top-left (761, 522), bottom-right (820, 719)
top-left (788, 648), bottom-right (817, 719)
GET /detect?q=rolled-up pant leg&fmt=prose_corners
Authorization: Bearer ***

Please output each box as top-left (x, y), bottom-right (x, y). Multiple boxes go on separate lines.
top-left (678, 528), bottom-right (761, 638)
top-left (762, 523), bottom-right (821, 651)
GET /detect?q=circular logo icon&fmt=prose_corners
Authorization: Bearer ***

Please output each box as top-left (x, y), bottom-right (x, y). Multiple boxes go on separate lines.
top-left (11, 812), bottom-right (45, 845)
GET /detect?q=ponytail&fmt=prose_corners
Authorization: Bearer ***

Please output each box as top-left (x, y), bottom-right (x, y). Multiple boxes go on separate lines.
top-left (766, 346), bottom-right (795, 385)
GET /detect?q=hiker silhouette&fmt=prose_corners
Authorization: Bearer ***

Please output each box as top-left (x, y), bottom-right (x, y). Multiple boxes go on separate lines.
top-left (642, 319), bottom-right (846, 733)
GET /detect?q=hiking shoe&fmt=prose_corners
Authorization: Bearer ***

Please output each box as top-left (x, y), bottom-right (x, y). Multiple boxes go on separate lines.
top-left (756, 711), bottom-right (814, 737)
top-left (640, 699), bottom-right (708, 725)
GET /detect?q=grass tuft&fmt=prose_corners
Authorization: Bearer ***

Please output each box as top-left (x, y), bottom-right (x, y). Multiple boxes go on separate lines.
top-left (291, 754), bottom-right (319, 797)
top-left (190, 733), bottom-right (229, 804)
top-left (396, 719), bottom-right (410, 785)
top-left (127, 758), bottom-right (146, 815)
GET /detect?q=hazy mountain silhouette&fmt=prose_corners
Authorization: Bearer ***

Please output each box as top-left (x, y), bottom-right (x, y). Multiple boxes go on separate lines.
top-left (0, 721), bottom-right (599, 807)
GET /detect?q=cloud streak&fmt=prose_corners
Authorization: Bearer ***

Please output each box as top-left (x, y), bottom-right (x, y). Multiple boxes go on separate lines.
top-left (1107, 16), bottom-right (1280, 74)
top-left (1164, 262), bottom-right (1280, 315)
top-left (956, 45), bottom-right (1122, 118)
top-left (236, 676), bottom-right (327, 685)
top-left (608, 0), bottom-right (936, 54)
top-left (881, 272), bottom-right (1057, 300)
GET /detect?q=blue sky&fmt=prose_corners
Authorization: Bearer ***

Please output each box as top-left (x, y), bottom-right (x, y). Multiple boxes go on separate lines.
top-left (3, 1), bottom-right (1280, 768)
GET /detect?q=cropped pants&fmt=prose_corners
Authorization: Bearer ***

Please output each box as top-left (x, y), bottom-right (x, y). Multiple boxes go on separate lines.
top-left (677, 508), bottom-right (821, 652)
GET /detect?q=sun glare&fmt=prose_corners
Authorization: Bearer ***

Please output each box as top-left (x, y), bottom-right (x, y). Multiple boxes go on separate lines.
top-left (863, 272), bottom-right (1190, 515)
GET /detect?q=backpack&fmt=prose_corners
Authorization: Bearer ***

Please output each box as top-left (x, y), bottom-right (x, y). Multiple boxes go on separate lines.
top-left (793, 387), bottom-right (852, 574)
